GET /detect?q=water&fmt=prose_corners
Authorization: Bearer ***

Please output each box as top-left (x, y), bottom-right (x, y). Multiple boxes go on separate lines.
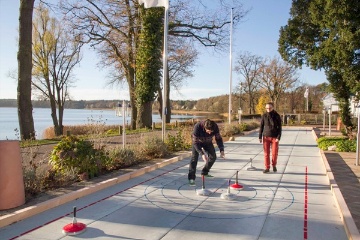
top-left (0, 107), bottom-right (197, 140)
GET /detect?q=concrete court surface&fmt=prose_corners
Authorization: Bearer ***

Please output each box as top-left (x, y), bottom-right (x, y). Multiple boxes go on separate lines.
top-left (0, 127), bottom-right (349, 240)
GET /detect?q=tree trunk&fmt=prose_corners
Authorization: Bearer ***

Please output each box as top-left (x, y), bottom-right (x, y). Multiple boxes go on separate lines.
top-left (17, 0), bottom-right (35, 140)
top-left (137, 101), bottom-right (153, 128)
top-left (130, 99), bottom-right (137, 130)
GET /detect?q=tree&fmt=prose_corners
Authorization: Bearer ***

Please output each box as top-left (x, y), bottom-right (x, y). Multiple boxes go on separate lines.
top-left (32, 3), bottom-right (82, 136)
top-left (257, 57), bottom-right (298, 109)
top-left (157, 37), bottom-right (198, 123)
top-left (61, 0), bottom-right (140, 129)
top-left (234, 51), bottom-right (263, 114)
top-left (135, 7), bottom-right (163, 128)
top-left (61, 0), bottom-right (248, 129)
top-left (278, 0), bottom-right (360, 134)
top-left (17, 0), bottom-right (36, 140)
top-left (327, 69), bottom-right (353, 133)
top-left (256, 93), bottom-right (270, 114)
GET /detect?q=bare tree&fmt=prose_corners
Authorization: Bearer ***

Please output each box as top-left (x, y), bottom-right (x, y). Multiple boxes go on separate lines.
top-left (157, 37), bottom-right (198, 122)
top-left (257, 57), bottom-right (298, 109)
top-left (32, 3), bottom-right (82, 136)
top-left (17, 0), bottom-right (36, 140)
top-left (234, 51), bottom-right (262, 114)
top-left (61, 0), bottom-right (140, 129)
top-left (61, 0), bottom-right (248, 129)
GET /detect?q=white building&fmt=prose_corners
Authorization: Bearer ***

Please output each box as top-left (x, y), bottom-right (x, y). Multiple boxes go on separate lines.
top-left (322, 93), bottom-right (339, 112)
top-left (322, 93), bottom-right (360, 117)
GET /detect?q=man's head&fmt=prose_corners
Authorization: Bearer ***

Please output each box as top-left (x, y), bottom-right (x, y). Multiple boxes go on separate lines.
top-left (265, 102), bottom-right (274, 112)
top-left (204, 119), bottom-right (215, 133)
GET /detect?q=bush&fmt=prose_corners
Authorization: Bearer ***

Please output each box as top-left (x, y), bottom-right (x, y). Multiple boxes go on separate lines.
top-left (49, 136), bottom-right (109, 178)
top-left (317, 136), bottom-right (350, 151)
top-left (317, 136), bottom-right (356, 152)
top-left (335, 139), bottom-right (356, 152)
top-left (222, 123), bottom-right (241, 137)
top-left (239, 121), bottom-right (259, 132)
top-left (166, 127), bottom-right (192, 152)
top-left (107, 148), bottom-right (137, 169)
top-left (221, 121), bottom-right (259, 137)
top-left (136, 136), bottom-right (169, 159)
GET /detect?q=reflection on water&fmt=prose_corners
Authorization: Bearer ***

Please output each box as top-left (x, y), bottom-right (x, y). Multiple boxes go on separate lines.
top-left (0, 107), bottom-right (214, 140)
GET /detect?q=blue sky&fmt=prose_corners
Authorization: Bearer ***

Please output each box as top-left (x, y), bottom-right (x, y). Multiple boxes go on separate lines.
top-left (0, 0), bottom-right (327, 101)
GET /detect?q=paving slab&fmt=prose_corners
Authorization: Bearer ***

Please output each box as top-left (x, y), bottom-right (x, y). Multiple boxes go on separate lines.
top-left (0, 127), bottom-right (351, 239)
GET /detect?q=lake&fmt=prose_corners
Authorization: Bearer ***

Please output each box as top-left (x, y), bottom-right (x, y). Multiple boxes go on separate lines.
top-left (0, 107), bottom-right (198, 140)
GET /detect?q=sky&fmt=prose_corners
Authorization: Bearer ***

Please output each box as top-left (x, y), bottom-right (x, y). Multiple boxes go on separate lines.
top-left (0, 0), bottom-right (327, 101)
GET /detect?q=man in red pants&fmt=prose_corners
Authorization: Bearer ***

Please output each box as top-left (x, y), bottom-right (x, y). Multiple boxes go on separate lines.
top-left (259, 102), bottom-right (282, 173)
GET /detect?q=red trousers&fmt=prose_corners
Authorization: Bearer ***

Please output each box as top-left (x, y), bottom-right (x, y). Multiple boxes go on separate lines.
top-left (263, 137), bottom-right (279, 169)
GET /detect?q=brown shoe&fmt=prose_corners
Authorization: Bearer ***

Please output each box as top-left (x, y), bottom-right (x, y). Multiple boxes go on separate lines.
top-left (263, 169), bottom-right (270, 173)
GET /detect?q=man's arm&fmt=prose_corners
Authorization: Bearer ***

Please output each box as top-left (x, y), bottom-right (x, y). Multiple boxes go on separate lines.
top-left (192, 123), bottom-right (205, 155)
top-left (259, 114), bottom-right (264, 143)
top-left (213, 124), bottom-right (225, 158)
top-left (276, 113), bottom-right (282, 140)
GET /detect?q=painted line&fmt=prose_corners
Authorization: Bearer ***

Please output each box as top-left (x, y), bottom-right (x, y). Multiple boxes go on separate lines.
top-left (304, 166), bottom-right (308, 240)
top-left (7, 158), bottom-right (190, 239)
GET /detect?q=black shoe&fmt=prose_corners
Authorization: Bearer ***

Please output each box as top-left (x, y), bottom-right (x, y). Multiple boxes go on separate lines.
top-left (203, 174), bottom-right (214, 178)
top-left (273, 166), bottom-right (277, 172)
top-left (263, 169), bottom-right (270, 173)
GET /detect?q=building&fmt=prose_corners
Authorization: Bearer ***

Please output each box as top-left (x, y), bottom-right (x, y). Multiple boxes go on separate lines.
top-left (322, 93), bottom-right (360, 117)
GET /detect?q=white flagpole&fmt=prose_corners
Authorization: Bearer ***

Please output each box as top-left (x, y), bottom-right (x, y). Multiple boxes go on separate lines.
top-left (162, 8), bottom-right (169, 141)
top-left (228, 8), bottom-right (233, 124)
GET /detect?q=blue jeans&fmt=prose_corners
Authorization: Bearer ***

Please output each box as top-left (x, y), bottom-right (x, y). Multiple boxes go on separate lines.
top-left (188, 144), bottom-right (217, 180)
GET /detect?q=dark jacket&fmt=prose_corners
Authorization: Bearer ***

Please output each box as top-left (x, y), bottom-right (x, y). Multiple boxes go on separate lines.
top-left (259, 110), bottom-right (282, 140)
top-left (192, 121), bottom-right (224, 155)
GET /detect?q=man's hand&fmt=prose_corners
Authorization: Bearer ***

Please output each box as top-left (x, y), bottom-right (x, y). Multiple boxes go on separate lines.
top-left (202, 154), bottom-right (208, 163)
top-left (220, 151), bottom-right (225, 159)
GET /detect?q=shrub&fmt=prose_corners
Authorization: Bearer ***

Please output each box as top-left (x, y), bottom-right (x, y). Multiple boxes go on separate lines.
top-left (222, 123), bottom-right (241, 137)
top-left (136, 136), bottom-right (169, 159)
top-left (23, 167), bottom-right (43, 199)
top-left (107, 148), bottom-right (137, 169)
top-left (335, 139), bottom-right (356, 152)
top-left (49, 136), bottom-right (109, 178)
top-left (317, 136), bottom-right (349, 151)
top-left (166, 127), bottom-right (192, 152)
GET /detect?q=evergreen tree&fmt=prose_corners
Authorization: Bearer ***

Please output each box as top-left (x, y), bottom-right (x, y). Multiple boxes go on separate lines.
top-left (278, 0), bottom-right (360, 134)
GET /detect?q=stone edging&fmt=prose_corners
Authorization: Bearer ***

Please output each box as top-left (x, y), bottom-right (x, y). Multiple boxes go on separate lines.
top-left (312, 129), bottom-right (360, 240)
top-left (0, 152), bottom-right (192, 228)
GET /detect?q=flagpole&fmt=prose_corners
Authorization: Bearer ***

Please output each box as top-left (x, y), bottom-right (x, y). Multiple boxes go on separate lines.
top-left (228, 8), bottom-right (233, 124)
top-left (162, 7), bottom-right (169, 141)
top-left (306, 94), bottom-right (309, 112)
